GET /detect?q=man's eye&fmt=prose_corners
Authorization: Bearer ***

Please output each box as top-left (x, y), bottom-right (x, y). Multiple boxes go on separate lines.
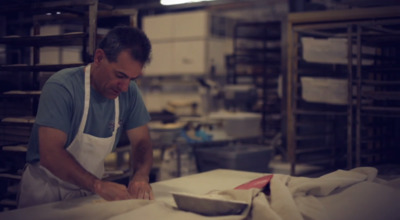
top-left (132, 75), bottom-right (142, 81)
top-left (131, 77), bottom-right (139, 81)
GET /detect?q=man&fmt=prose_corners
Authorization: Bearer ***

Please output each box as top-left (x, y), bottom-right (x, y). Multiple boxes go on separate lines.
top-left (18, 26), bottom-right (154, 208)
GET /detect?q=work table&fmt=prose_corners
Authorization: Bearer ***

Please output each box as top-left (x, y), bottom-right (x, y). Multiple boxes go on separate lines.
top-left (1, 168), bottom-right (398, 220)
top-left (0, 169), bottom-right (265, 220)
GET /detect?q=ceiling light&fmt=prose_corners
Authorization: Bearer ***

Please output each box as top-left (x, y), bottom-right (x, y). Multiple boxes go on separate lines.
top-left (161, 0), bottom-right (215, 6)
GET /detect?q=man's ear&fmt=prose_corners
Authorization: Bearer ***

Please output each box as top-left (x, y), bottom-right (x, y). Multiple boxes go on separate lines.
top-left (93, 49), bottom-right (105, 64)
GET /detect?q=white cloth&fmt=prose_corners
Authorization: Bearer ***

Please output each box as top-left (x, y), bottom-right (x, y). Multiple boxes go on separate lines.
top-left (107, 167), bottom-right (400, 220)
top-left (18, 64), bottom-right (120, 208)
top-left (265, 167), bottom-right (400, 220)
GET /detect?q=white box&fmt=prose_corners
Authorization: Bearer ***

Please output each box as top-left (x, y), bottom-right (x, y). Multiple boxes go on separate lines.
top-left (301, 37), bottom-right (374, 65)
top-left (301, 77), bottom-right (348, 105)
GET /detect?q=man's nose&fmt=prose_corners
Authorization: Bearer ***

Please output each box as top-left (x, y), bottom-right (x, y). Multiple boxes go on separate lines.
top-left (119, 79), bottom-right (130, 92)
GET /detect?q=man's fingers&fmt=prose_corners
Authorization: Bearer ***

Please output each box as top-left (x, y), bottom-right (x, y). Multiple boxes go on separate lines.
top-left (128, 181), bottom-right (154, 200)
top-left (138, 190), bottom-right (144, 199)
top-left (149, 191), bottom-right (155, 200)
top-left (130, 189), bottom-right (153, 200)
top-left (95, 181), bottom-right (134, 201)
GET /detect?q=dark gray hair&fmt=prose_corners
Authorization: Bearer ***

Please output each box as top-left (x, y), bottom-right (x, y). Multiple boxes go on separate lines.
top-left (98, 26), bottom-right (152, 65)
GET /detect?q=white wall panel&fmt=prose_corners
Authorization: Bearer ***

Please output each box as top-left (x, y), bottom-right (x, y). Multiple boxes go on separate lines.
top-left (143, 10), bottom-right (229, 76)
top-left (144, 42), bottom-right (174, 75)
top-left (173, 40), bottom-right (206, 74)
top-left (143, 14), bottom-right (174, 40)
top-left (173, 11), bottom-right (208, 39)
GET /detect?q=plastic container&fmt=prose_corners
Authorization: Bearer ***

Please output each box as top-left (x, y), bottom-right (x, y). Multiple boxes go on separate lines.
top-left (208, 111), bottom-right (262, 138)
top-left (195, 144), bottom-right (274, 173)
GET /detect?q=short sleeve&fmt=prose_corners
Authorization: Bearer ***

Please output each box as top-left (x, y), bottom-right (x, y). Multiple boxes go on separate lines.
top-left (123, 82), bottom-right (151, 131)
top-left (35, 82), bottom-right (74, 134)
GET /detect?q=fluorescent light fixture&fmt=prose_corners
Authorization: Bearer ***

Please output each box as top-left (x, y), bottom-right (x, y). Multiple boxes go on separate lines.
top-left (161, 0), bottom-right (215, 6)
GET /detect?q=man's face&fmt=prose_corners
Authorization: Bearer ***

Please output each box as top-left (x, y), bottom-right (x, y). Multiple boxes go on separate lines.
top-left (92, 49), bottom-right (143, 99)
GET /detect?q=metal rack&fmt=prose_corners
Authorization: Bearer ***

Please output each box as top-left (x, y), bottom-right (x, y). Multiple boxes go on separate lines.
top-left (226, 21), bottom-right (282, 142)
top-left (0, 0), bottom-right (106, 210)
top-left (350, 21), bottom-right (400, 168)
top-left (0, 1), bottom-right (141, 210)
top-left (286, 6), bottom-right (400, 176)
top-left (0, 0), bottom-right (104, 141)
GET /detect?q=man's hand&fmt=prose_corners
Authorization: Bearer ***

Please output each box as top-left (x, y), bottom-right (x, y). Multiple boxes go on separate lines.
top-left (93, 179), bottom-right (133, 201)
top-left (128, 175), bottom-right (154, 200)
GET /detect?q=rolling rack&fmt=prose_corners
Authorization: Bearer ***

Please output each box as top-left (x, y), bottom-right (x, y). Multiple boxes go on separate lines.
top-left (286, 6), bottom-right (400, 176)
top-left (350, 18), bottom-right (400, 168)
top-left (226, 21), bottom-right (282, 144)
top-left (0, 0), bottom-right (144, 210)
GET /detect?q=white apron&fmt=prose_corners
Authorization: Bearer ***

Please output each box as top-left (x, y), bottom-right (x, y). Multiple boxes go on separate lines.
top-left (18, 64), bottom-right (120, 208)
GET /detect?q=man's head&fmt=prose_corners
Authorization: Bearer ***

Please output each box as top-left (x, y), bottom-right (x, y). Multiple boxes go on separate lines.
top-left (91, 26), bottom-right (152, 99)
top-left (98, 26), bottom-right (151, 65)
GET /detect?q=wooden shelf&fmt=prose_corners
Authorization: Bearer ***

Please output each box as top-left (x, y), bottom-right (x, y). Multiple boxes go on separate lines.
top-left (1, 116), bottom-right (36, 125)
top-left (2, 145), bottom-right (28, 153)
top-left (0, 173), bottom-right (21, 180)
top-left (295, 134), bottom-right (335, 141)
top-left (0, 63), bottom-right (83, 72)
top-left (234, 48), bottom-right (281, 54)
top-left (362, 91), bottom-right (400, 100)
top-left (294, 109), bottom-right (347, 116)
top-left (295, 147), bottom-right (333, 154)
top-left (361, 106), bottom-right (400, 114)
top-left (0, 0), bottom-right (112, 12)
top-left (1, 90), bottom-right (41, 98)
top-left (361, 80), bottom-right (400, 86)
top-left (0, 33), bottom-right (87, 47)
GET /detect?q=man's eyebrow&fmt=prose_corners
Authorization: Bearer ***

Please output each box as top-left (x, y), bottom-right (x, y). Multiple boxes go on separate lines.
top-left (117, 71), bottom-right (140, 81)
top-left (117, 71), bottom-right (129, 78)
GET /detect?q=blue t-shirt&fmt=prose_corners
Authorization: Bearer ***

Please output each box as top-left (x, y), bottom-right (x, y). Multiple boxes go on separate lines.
top-left (26, 66), bottom-right (151, 163)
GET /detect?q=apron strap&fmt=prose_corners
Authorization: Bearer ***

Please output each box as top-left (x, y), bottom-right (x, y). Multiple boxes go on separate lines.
top-left (78, 64), bottom-right (91, 133)
top-left (80, 64), bottom-right (120, 134)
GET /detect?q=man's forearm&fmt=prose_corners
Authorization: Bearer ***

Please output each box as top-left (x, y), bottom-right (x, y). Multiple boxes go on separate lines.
top-left (40, 147), bottom-right (99, 192)
top-left (41, 148), bottom-right (134, 201)
top-left (38, 126), bottom-right (133, 201)
top-left (131, 141), bottom-right (153, 180)
top-left (39, 126), bottom-right (99, 192)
